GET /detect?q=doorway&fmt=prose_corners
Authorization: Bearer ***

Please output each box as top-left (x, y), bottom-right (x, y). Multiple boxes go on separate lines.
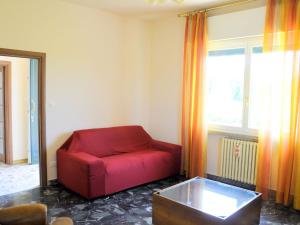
top-left (0, 48), bottom-right (46, 196)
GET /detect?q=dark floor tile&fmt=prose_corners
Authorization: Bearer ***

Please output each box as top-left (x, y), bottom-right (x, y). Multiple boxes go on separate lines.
top-left (0, 176), bottom-right (300, 225)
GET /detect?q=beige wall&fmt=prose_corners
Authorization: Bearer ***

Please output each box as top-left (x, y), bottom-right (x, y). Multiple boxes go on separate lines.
top-left (0, 0), bottom-right (150, 179)
top-left (0, 56), bottom-right (30, 162)
top-left (149, 17), bottom-right (185, 144)
top-left (0, 0), bottom-right (273, 186)
top-left (121, 19), bottom-right (152, 128)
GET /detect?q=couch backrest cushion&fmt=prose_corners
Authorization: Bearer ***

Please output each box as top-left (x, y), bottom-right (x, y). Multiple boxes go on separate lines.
top-left (66, 126), bottom-right (152, 157)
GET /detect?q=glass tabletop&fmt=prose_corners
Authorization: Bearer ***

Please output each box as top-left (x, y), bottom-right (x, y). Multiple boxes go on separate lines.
top-left (158, 177), bottom-right (260, 219)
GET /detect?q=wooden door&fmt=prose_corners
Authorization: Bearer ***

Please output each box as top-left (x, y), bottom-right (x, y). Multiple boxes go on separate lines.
top-left (0, 66), bottom-right (4, 163)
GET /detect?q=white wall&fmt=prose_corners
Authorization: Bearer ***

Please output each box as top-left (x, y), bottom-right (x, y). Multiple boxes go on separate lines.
top-left (148, 6), bottom-right (267, 180)
top-left (0, 0), bottom-right (150, 179)
top-left (0, 56), bottom-right (30, 162)
top-left (208, 7), bottom-right (266, 40)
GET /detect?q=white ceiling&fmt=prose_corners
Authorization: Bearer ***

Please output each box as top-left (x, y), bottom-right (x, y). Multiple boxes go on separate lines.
top-left (61, 0), bottom-right (235, 19)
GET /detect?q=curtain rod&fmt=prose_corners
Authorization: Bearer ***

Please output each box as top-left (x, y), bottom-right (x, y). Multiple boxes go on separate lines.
top-left (177, 0), bottom-right (260, 17)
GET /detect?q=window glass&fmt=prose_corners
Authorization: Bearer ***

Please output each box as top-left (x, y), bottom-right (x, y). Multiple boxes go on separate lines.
top-left (249, 47), bottom-right (294, 133)
top-left (248, 47), bottom-right (263, 129)
top-left (206, 48), bottom-right (245, 127)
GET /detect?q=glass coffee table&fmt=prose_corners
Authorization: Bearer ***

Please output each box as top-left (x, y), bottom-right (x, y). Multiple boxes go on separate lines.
top-left (153, 177), bottom-right (262, 225)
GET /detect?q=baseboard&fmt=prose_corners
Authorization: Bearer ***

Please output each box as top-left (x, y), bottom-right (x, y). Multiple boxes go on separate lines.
top-left (206, 173), bottom-right (256, 191)
top-left (13, 159), bottom-right (28, 164)
top-left (206, 174), bottom-right (278, 200)
top-left (48, 178), bottom-right (58, 186)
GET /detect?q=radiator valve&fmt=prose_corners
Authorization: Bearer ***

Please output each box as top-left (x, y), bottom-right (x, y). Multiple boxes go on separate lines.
top-left (233, 143), bottom-right (241, 157)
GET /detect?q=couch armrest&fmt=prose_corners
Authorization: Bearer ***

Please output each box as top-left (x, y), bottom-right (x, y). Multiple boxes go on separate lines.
top-left (151, 140), bottom-right (182, 173)
top-left (151, 140), bottom-right (181, 154)
top-left (57, 149), bottom-right (106, 199)
top-left (0, 204), bottom-right (47, 225)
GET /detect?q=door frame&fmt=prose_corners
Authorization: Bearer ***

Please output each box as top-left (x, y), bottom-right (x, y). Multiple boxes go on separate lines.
top-left (0, 61), bottom-right (12, 164)
top-left (0, 48), bottom-right (47, 187)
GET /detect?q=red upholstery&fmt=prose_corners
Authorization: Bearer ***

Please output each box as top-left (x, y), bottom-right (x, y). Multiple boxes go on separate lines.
top-left (66, 126), bottom-right (152, 157)
top-left (57, 126), bottom-right (181, 199)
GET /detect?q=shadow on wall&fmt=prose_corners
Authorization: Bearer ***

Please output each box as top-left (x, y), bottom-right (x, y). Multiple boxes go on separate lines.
top-left (47, 132), bottom-right (72, 180)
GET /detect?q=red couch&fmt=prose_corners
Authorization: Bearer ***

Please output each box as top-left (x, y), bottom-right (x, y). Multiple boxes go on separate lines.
top-left (57, 126), bottom-right (181, 199)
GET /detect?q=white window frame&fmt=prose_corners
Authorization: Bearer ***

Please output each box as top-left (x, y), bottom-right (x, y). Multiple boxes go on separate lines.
top-left (207, 36), bottom-right (263, 137)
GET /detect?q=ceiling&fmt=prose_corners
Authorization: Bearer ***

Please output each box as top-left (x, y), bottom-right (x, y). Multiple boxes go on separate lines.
top-left (61, 0), bottom-right (235, 19)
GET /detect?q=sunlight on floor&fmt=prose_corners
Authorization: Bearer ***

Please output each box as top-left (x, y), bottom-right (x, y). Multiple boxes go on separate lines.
top-left (0, 163), bottom-right (39, 196)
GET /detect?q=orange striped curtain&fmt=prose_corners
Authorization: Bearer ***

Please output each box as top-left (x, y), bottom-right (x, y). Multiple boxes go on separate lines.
top-left (256, 0), bottom-right (300, 209)
top-left (181, 12), bottom-right (207, 178)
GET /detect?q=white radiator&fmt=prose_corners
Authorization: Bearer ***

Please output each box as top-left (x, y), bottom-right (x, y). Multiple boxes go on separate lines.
top-left (219, 137), bottom-right (258, 185)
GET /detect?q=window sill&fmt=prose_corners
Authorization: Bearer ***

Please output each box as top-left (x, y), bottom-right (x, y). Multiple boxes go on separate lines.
top-left (208, 127), bottom-right (258, 140)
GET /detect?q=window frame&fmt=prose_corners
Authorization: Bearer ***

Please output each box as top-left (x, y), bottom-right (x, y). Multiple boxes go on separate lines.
top-left (206, 36), bottom-right (263, 137)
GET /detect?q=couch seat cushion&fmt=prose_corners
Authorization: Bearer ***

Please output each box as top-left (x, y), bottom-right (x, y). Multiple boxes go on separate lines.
top-left (101, 149), bottom-right (176, 194)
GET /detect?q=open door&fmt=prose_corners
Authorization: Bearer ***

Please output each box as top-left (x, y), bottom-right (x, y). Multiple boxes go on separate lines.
top-left (29, 59), bottom-right (39, 165)
top-left (0, 48), bottom-right (47, 186)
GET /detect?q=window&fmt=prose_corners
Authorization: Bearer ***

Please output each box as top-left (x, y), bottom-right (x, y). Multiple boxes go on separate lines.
top-left (206, 48), bottom-right (245, 128)
top-left (249, 46), bottom-right (294, 134)
top-left (206, 37), bottom-right (263, 136)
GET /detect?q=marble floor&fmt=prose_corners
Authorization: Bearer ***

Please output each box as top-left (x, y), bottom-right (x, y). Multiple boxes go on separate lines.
top-left (0, 176), bottom-right (300, 225)
top-left (0, 162), bottom-right (39, 196)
